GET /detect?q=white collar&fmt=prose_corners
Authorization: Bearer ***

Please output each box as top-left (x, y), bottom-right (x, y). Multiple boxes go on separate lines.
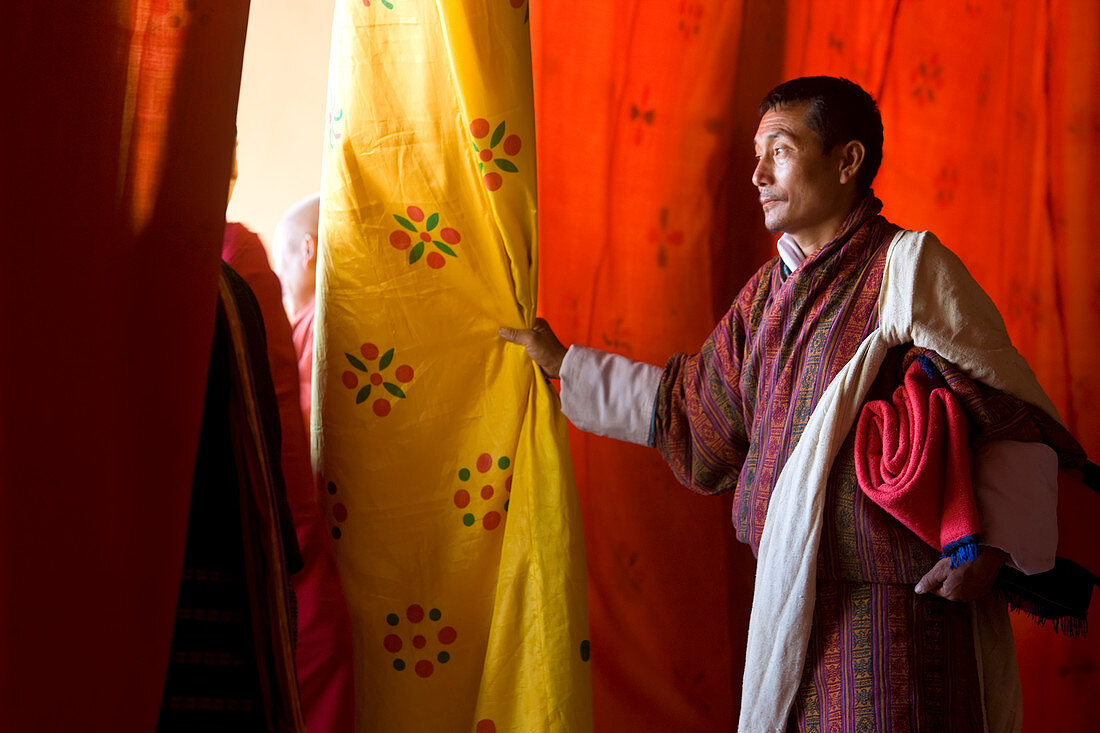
top-left (776, 233), bottom-right (806, 272)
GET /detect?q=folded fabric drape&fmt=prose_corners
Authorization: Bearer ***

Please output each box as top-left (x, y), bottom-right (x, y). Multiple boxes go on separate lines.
top-left (855, 355), bottom-right (981, 567)
top-left (317, 2), bottom-right (591, 729)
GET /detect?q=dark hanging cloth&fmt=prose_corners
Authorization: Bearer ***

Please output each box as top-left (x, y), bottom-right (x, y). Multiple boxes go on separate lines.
top-left (158, 263), bottom-right (305, 732)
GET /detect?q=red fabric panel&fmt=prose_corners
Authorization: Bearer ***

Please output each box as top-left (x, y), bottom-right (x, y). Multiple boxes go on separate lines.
top-left (534, 1), bottom-right (1098, 730)
top-left (0, 4), bottom-right (249, 731)
top-left (532, 4), bottom-right (768, 730)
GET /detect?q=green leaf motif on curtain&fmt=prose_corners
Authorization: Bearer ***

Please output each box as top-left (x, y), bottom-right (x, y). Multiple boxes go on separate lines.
top-left (379, 348), bottom-right (395, 370)
top-left (342, 342), bottom-right (414, 414)
top-left (434, 241), bottom-right (457, 257)
top-left (394, 214), bottom-right (418, 232)
top-left (391, 208), bottom-right (461, 268)
top-left (490, 121), bottom-right (506, 148)
top-left (379, 0), bottom-right (395, 9)
top-left (495, 159), bottom-right (519, 173)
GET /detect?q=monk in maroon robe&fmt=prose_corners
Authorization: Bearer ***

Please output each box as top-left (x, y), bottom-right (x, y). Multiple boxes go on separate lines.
top-left (272, 194), bottom-right (320, 433)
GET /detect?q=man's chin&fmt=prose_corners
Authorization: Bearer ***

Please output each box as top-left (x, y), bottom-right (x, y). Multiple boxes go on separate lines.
top-left (763, 216), bottom-right (784, 234)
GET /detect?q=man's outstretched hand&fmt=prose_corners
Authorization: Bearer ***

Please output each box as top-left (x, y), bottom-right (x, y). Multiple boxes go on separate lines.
top-left (499, 318), bottom-right (567, 379)
top-left (914, 546), bottom-right (1009, 602)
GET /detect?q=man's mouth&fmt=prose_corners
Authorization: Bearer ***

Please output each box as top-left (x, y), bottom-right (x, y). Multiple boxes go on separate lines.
top-left (760, 197), bottom-right (782, 209)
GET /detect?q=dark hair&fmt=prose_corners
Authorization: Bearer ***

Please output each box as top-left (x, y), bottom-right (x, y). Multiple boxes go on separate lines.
top-left (759, 76), bottom-right (884, 192)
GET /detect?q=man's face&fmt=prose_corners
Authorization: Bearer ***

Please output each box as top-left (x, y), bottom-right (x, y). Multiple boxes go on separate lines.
top-left (752, 103), bottom-right (850, 246)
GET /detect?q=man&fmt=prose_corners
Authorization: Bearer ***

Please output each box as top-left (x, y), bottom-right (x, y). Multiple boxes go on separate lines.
top-left (273, 194), bottom-right (320, 432)
top-left (501, 77), bottom-right (1086, 731)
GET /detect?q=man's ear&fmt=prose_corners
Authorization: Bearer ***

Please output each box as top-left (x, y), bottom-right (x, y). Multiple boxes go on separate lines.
top-left (838, 140), bottom-right (865, 185)
top-left (303, 233), bottom-right (318, 266)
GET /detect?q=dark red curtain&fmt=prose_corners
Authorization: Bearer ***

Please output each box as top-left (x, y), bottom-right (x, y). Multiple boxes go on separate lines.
top-left (533, 1), bottom-right (1100, 730)
top-left (0, 3), bottom-right (249, 730)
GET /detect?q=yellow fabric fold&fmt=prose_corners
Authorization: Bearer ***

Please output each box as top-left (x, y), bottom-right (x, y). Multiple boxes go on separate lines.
top-left (316, 2), bottom-right (591, 730)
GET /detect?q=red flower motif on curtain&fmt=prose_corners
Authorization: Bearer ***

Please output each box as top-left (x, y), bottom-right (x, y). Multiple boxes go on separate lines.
top-left (649, 206), bottom-right (684, 267)
top-left (470, 118), bottom-right (522, 191)
top-left (934, 165), bottom-right (958, 207)
top-left (389, 206), bottom-right (462, 268)
top-left (453, 453), bottom-right (512, 531)
top-left (382, 604), bottom-right (458, 678)
top-left (324, 480), bottom-right (349, 540)
top-left (911, 54), bottom-right (944, 104)
top-left (630, 85), bottom-right (656, 145)
top-left (601, 316), bottom-right (634, 356)
top-left (678, 1), bottom-right (703, 39)
top-left (342, 343), bottom-right (414, 416)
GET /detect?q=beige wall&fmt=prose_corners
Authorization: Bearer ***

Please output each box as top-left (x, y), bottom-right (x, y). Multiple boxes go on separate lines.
top-left (227, 0), bottom-right (334, 252)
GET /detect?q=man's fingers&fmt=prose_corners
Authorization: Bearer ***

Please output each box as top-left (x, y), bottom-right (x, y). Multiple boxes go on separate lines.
top-left (499, 321), bottom-right (566, 379)
top-left (531, 318), bottom-right (553, 335)
top-left (498, 326), bottom-right (531, 345)
top-left (914, 558), bottom-right (951, 595)
top-left (914, 547), bottom-right (1008, 601)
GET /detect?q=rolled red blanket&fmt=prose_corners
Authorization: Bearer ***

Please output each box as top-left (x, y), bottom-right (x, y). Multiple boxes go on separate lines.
top-left (854, 356), bottom-right (981, 566)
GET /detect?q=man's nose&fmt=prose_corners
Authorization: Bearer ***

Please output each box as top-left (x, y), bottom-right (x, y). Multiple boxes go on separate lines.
top-left (752, 157), bottom-right (771, 188)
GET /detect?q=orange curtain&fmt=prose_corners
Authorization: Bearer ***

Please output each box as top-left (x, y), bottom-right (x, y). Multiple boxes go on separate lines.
top-left (532, 3), bottom-right (769, 730)
top-left (0, 3), bottom-right (249, 730)
top-left (532, 1), bottom-right (1099, 731)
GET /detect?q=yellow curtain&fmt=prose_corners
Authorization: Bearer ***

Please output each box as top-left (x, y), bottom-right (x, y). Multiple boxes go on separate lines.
top-left (317, 1), bottom-right (592, 730)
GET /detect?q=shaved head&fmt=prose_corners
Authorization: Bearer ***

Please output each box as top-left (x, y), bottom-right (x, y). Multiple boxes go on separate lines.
top-left (276, 194), bottom-right (319, 244)
top-left (274, 193), bottom-right (320, 317)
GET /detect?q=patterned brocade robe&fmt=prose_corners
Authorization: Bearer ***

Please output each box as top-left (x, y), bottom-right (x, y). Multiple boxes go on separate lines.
top-left (652, 194), bottom-right (1082, 732)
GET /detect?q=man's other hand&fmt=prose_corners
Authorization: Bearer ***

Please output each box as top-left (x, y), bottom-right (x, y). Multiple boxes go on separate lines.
top-left (914, 546), bottom-right (1009, 602)
top-left (499, 318), bottom-right (567, 379)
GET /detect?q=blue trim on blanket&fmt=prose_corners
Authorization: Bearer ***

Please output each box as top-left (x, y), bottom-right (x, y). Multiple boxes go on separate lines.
top-left (942, 534), bottom-right (981, 568)
top-left (915, 354), bottom-right (940, 382)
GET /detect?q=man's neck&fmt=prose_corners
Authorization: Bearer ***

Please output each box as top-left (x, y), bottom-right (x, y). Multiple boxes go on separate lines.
top-left (787, 193), bottom-right (865, 257)
top-left (787, 217), bottom-right (846, 258)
